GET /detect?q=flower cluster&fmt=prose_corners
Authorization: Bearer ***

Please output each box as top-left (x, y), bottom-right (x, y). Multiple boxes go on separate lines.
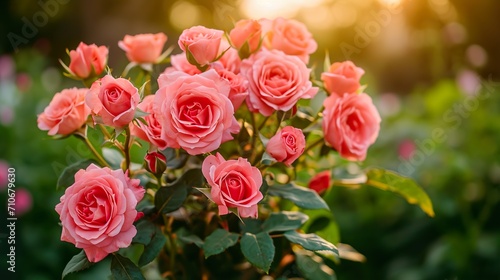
top-left (38, 17), bottom-right (388, 279)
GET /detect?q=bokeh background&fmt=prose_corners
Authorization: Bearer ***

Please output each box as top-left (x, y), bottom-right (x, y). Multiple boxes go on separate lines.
top-left (1, 0), bottom-right (500, 279)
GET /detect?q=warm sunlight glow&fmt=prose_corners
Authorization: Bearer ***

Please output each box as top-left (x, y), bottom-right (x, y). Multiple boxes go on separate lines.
top-left (378, 0), bottom-right (403, 6)
top-left (241, 0), bottom-right (326, 19)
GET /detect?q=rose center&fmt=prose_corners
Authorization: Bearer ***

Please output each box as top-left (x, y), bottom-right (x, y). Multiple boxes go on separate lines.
top-left (76, 187), bottom-right (110, 225)
top-left (180, 101), bottom-right (211, 127)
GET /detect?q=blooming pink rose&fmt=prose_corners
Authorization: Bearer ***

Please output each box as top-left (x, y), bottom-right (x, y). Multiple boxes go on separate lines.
top-left (163, 53), bottom-right (202, 76)
top-left (155, 69), bottom-right (240, 155)
top-left (86, 75), bottom-right (140, 128)
top-left (241, 49), bottom-right (318, 116)
top-left (261, 17), bottom-right (317, 64)
top-left (322, 93), bottom-right (381, 161)
top-left (229, 19), bottom-right (262, 56)
top-left (37, 88), bottom-right (90, 135)
top-left (213, 65), bottom-right (248, 110)
top-left (321, 61), bottom-right (365, 96)
top-left (68, 42), bottom-right (108, 79)
top-left (118, 33), bottom-right (167, 63)
top-left (308, 171), bottom-right (331, 194)
top-left (130, 95), bottom-right (167, 149)
top-left (55, 164), bottom-right (145, 262)
top-left (202, 153), bottom-right (263, 218)
top-left (178, 26), bottom-right (224, 66)
top-left (266, 126), bottom-right (306, 166)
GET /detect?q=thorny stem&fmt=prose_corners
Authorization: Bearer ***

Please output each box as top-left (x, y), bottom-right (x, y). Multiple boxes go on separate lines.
top-left (75, 133), bottom-right (109, 167)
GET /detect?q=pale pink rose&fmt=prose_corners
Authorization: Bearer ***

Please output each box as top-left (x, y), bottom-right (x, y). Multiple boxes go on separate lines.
top-left (68, 42), bottom-right (108, 79)
top-left (322, 93), bottom-right (381, 161)
top-left (229, 19), bottom-right (262, 55)
top-left (241, 49), bottom-right (318, 116)
top-left (213, 66), bottom-right (248, 110)
top-left (308, 171), bottom-right (331, 194)
top-left (130, 95), bottom-right (167, 149)
top-left (118, 33), bottom-right (167, 63)
top-left (178, 26), bottom-right (224, 66)
top-left (155, 69), bottom-right (240, 155)
top-left (321, 61), bottom-right (365, 96)
top-left (86, 75), bottom-right (140, 128)
top-left (261, 17), bottom-right (317, 64)
top-left (37, 88), bottom-right (90, 135)
top-left (218, 41), bottom-right (242, 74)
top-left (163, 53), bottom-right (202, 76)
top-left (202, 153), bottom-right (263, 218)
top-left (55, 164), bottom-right (144, 262)
top-left (266, 126), bottom-right (306, 166)
top-left (14, 188), bottom-right (32, 216)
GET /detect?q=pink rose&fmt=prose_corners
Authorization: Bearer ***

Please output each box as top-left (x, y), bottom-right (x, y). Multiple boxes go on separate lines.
top-left (229, 19), bottom-right (262, 56)
top-left (68, 42), bottom-right (108, 79)
top-left (178, 26), bottom-right (224, 66)
top-left (155, 69), bottom-right (240, 155)
top-left (308, 171), bottom-right (331, 194)
top-left (202, 153), bottom-right (263, 218)
top-left (55, 164), bottom-right (145, 262)
top-left (37, 88), bottom-right (90, 135)
top-left (261, 17), bottom-right (317, 64)
top-left (86, 75), bottom-right (140, 128)
top-left (218, 40), bottom-right (242, 74)
top-left (130, 95), bottom-right (167, 149)
top-left (322, 93), bottom-right (381, 161)
top-left (213, 66), bottom-right (248, 110)
top-left (321, 61), bottom-right (365, 96)
top-left (241, 49), bottom-right (318, 116)
top-left (266, 126), bottom-right (306, 166)
top-left (144, 151), bottom-right (167, 175)
top-left (118, 33), bottom-right (167, 63)
top-left (163, 53), bottom-right (202, 76)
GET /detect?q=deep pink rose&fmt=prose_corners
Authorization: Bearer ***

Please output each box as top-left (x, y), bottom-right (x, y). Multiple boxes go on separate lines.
top-left (178, 26), bottom-right (224, 66)
top-left (55, 164), bottom-right (145, 262)
top-left (37, 88), bottom-right (90, 135)
top-left (308, 171), bottom-right (331, 194)
top-left (86, 75), bottom-right (140, 128)
top-left (118, 33), bottom-right (167, 63)
top-left (68, 42), bottom-right (108, 79)
top-left (321, 61), bottom-right (365, 96)
top-left (163, 53), bottom-right (202, 76)
top-left (229, 19), bottom-right (262, 55)
top-left (322, 93), bottom-right (381, 161)
top-left (202, 153), bottom-right (263, 218)
top-left (213, 66), bottom-right (248, 110)
top-left (241, 49), bottom-right (318, 116)
top-left (130, 95), bottom-right (167, 149)
top-left (144, 151), bottom-right (167, 175)
top-left (155, 69), bottom-right (240, 155)
top-left (266, 126), bottom-right (306, 166)
top-left (261, 17), bottom-right (317, 64)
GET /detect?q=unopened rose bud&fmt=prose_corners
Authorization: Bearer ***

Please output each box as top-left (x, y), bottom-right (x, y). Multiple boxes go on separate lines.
top-left (308, 170), bottom-right (331, 194)
top-left (145, 152), bottom-right (167, 176)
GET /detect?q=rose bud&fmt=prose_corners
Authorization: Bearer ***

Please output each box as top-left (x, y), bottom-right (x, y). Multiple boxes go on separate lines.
top-left (308, 170), bottom-right (331, 194)
top-left (118, 33), bottom-right (167, 64)
top-left (229, 19), bottom-right (262, 59)
top-left (66, 42), bottom-right (108, 80)
top-left (178, 26), bottom-right (224, 68)
top-left (321, 61), bottom-right (365, 96)
top-left (144, 151), bottom-right (167, 176)
top-left (266, 126), bottom-right (306, 166)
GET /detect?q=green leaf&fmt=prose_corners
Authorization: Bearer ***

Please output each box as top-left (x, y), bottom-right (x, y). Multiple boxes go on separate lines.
top-left (155, 169), bottom-right (203, 214)
top-left (202, 229), bottom-right (239, 258)
top-left (295, 250), bottom-right (336, 280)
top-left (176, 228), bottom-right (204, 247)
top-left (302, 209), bottom-right (340, 246)
top-left (62, 250), bottom-right (93, 279)
top-left (262, 211), bottom-right (309, 233)
top-left (57, 159), bottom-right (97, 190)
top-left (260, 152), bottom-right (276, 165)
top-left (284, 231), bottom-right (338, 256)
top-left (133, 107), bottom-right (150, 119)
top-left (132, 219), bottom-right (156, 245)
top-left (267, 183), bottom-right (329, 210)
top-left (240, 232), bottom-right (275, 273)
top-left (138, 226), bottom-right (166, 266)
top-left (240, 218), bottom-right (264, 234)
top-left (110, 254), bottom-right (145, 280)
top-left (365, 168), bottom-right (435, 217)
top-left (102, 147), bottom-right (123, 169)
top-left (161, 148), bottom-right (189, 169)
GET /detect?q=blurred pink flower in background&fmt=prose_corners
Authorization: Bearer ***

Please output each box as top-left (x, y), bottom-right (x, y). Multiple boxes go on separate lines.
top-left (456, 69), bottom-right (481, 96)
top-left (0, 55), bottom-right (15, 81)
top-left (0, 160), bottom-right (8, 189)
top-left (15, 188), bottom-right (33, 216)
top-left (398, 139), bottom-right (416, 160)
top-left (16, 73), bottom-right (32, 92)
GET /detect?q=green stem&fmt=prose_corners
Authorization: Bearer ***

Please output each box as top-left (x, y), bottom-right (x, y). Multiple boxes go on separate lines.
top-left (76, 134), bottom-right (109, 167)
top-left (303, 137), bottom-right (325, 156)
top-left (249, 112), bottom-right (259, 163)
top-left (123, 126), bottom-right (132, 171)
